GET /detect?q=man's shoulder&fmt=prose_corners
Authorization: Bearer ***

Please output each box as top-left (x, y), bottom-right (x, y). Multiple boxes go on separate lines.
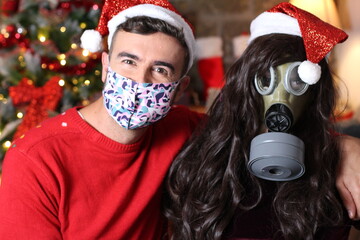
top-left (168, 104), bottom-right (205, 120)
top-left (159, 104), bottom-right (206, 132)
top-left (9, 107), bottom-right (80, 152)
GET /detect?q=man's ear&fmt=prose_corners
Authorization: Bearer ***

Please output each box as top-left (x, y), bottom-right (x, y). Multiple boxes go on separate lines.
top-left (174, 76), bottom-right (190, 103)
top-left (101, 52), bottom-right (109, 83)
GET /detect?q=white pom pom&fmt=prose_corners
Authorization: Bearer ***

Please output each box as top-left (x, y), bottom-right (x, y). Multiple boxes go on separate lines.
top-left (80, 30), bottom-right (102, 52)
top-left (298, 60), bottom-right (321, 85)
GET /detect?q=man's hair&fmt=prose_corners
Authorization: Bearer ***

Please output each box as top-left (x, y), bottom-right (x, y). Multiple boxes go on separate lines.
top-left (109, 16), bottom-right (190, 75)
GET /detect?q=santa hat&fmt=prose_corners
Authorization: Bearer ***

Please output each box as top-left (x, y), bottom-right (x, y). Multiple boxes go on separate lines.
top-left (248, 2), bottom-right (348, 85)
top-left (80, 0), bottom-right (196, 72)
top-left (196, 36), bottom-right (225, 105)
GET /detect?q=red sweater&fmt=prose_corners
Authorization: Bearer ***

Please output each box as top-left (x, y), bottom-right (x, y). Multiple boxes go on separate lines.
top-left (0, 105), bottom-right (203, 240)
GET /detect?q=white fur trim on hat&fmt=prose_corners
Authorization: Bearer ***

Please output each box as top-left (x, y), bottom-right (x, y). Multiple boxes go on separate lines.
top-left (80, 30), bottom-right (103, 52)
top-left (196, 36), bottom-right (223, 59)
top-left (298, 60), bottom-right (321, 85)
top-left (107, 4), bottom-right (196, 72)
top-left (249, 12), bottom-right (301, 43)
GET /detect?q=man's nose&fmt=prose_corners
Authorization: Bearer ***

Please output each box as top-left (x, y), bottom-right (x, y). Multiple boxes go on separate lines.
top-left (130, 68), bottom-right (152, 84)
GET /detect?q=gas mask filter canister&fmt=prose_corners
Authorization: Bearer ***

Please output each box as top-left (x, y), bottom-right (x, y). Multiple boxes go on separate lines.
top-left (248, 132), bottom-right (305, 181)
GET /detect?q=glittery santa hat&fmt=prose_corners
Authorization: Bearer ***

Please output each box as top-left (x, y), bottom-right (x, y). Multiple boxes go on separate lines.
top-left (80, 0), bottom-right (196, 72)
top-left (248, 2), bottom-right (348, 85)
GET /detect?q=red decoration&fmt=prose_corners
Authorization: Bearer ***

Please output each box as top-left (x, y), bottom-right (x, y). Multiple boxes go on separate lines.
top-left (40, 53), bottom-right (101, 75)
top-left (58, 1), bottom-right (102, 11)
top-left (1, 0), bottom-right (19, 16)
top-left (198, 57), bottom-right (224, 99)
top-left (9, 76), bottom-right (63, 140)
top-left (0, 24), bottom-right (29, 49)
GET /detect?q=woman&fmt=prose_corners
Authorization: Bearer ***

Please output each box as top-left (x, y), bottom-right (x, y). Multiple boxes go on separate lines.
top-left (164, 3), bottom-right (359, 240)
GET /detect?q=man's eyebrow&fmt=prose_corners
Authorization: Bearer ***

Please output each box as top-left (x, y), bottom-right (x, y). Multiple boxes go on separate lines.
top-left (117, 52), bottom-right (175, 73)
top-left (154, 61), bottom-right (175, 72)
top-left (117, 52), bottom-right (139, 60)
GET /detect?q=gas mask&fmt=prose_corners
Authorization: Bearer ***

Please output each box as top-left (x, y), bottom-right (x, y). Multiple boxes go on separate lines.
top-left (248, 62), bottom-right (312, 181)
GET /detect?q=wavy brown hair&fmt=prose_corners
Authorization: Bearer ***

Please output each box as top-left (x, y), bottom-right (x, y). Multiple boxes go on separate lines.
top-left (164, 34), bottom-right (344, 240)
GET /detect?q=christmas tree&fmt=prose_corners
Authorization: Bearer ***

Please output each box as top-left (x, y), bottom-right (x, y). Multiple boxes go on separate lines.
top-left (0, 0), bottom-right (103, 168)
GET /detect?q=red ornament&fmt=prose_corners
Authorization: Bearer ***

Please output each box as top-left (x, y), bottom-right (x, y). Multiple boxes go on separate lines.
top-left (1, 0), bottom-right (19, 16)
top-left (9, 76), bottom-right (63, 140)
top-left (0, 24), bottom-right (28, 49)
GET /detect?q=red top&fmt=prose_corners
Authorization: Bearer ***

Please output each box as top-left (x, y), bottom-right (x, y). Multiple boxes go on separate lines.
top-left (0, 105), bottom-right (203, 240)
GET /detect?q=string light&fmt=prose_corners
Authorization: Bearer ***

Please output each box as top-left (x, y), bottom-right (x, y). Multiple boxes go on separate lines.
top-left (82, 99), bottom-right (90, 106)
top-left (80, 23), bottom-right (87, 29)
top-left (2, 141), bottom-right (11, 150)
top-left (84, 80), bottom-right (91, 86)
top-left (58, 54), bottom-right (66, 66)
top-left (82, 49), bottom-right (90, 57)
top-left (58, 79), bottom-right (65, 87)
top-left (17, 27), bottom-right (24, 34)
top-left (38, 34), bottom-right (46, 42)
top-left (0, 27), bottom-right (6, 34)
top-left (16, 112), bottom-right (24, 119)
top-left (60, 26), bottom-right (67, 32)
top-left (58, 54), bottom-right (66, 60)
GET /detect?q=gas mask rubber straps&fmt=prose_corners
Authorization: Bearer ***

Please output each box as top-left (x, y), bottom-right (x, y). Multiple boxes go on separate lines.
top-left (103, 66), bottom-right (181, 130)
top-left (248, 61), bottom-right (311, 181)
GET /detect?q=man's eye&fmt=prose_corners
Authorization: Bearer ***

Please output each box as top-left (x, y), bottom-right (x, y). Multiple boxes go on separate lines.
top-left (122, 59), bottom-right (135, 65)
top-left (154, 67), bottom-right (168, 75)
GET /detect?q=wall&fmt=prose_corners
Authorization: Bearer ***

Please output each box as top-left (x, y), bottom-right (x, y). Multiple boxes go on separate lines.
top-left (170, 0), bottom-right (283, 67)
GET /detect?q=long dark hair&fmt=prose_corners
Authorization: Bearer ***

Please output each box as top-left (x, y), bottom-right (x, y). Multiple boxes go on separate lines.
top-left (164, 34), bottom-right (343, 240)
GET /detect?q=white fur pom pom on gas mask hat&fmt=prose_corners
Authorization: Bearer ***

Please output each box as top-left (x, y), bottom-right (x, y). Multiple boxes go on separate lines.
top-left (248, 2), bottom-right (348, 85)
top-left (80, 0), bottom-right (197, 73)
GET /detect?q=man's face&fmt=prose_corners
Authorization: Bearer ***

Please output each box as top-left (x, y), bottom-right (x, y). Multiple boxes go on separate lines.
top-left (102, 30), bottom-right (186, 84)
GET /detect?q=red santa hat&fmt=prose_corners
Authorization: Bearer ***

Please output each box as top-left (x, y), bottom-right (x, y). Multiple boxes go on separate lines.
top-left (248, 2), bottom-right (348, 85)
top-left (80, 0), bottom-right (196, 72)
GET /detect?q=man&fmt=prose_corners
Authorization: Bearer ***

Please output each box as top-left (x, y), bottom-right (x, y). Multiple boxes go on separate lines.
top-left (0, 0), bottom-right (360, 239)
top-left (0, 0), bottom-right (202, 239)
